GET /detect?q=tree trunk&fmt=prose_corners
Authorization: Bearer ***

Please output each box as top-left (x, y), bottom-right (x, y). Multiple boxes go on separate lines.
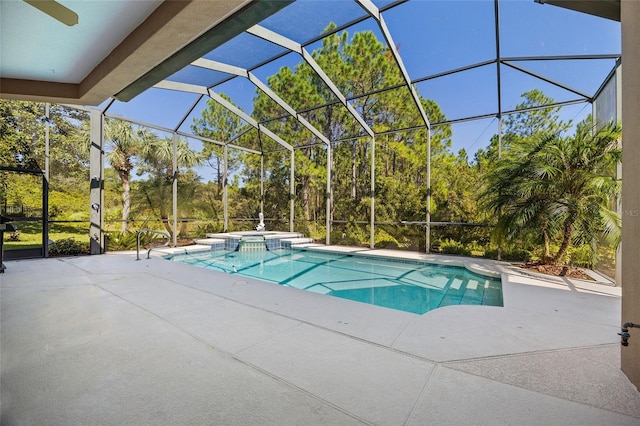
top-left (351, 143), bottom-right (357, 199)
top-left (158, 182), bottom-right (173, 239)
top-left (302, 177), bottom-right (311, 221)
top-left (541, 222), bottom-right (552, 263)
top-left (161, 217), bottom-right (172, 237)
top-left (544, 232), bottom-right (551, 259)
top-left (216, 156), bottom-right (222, 197)
top-left (120, 173), bottom-right (130, 233)
top-left (552, 215), bottom-right (576, 265)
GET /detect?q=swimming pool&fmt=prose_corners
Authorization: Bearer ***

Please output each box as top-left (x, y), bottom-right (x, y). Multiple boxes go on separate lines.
top-left (166, 249), bottom-right (503, 314)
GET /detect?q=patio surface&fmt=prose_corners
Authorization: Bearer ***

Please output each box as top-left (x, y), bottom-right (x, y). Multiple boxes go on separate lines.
top-left (1, 249), bottom-right (639, 425)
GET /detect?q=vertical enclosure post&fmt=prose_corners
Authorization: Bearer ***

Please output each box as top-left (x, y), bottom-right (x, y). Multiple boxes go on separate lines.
top-left (370, 136), bottom-right (375, 249)
top-left (260, 153), bottom-right (265, 216)
top-left (43, 103), bottom-right (50, 257)
top-left (426, 129), bottom-right (431, 254)
top-left (326, 143), bottom-right (332, 245)
top-left (89, 109), bottom-right (104, 254)
top-left (497, 117), bottom-right (503, 261)
top-left (495, 0), bottom-right (503, 260)
top-left (495, 0), bottom-right (503, 160)
top-left (172, 133), bottom-right (178, 247)
top-left (223, 144), bottom-right (228, 232)
top-left (290, 150), bottom-right (295, 232)
top-left (498, 117), bottom-right (503, 158)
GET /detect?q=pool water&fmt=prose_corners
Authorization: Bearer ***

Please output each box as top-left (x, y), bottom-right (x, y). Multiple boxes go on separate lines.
top-left (167, 249), bottom-right (503, 314)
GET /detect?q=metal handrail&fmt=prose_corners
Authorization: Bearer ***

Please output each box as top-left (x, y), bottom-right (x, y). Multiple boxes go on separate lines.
top-left (136, 228), bottom-right (170, 260)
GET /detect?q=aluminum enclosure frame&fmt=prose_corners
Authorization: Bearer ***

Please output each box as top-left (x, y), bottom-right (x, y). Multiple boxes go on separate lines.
top-left (89, 0), bottom-right (620, 251)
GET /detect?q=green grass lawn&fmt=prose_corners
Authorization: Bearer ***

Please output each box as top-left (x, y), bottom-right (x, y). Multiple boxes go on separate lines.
top-left (3, 221), bottom-right (89, 250)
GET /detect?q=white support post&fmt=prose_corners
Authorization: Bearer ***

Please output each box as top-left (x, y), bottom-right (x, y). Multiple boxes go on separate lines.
top-left (326, 143), bottom-right (332, 245)
top-left (44, 103), bottom-right (50, 257)
top-left (100, 115), bottom-right (105, 253)
top-left (498, 117), bottom-right (503, 158)
top-left (44, 103), bottom-right (50, 182)
top-left (497, 116), bottom-right (503, 260)
top-left (89, 109), bottom-right (104, 255)
top-left (172, 133), bottom-right (178, 247)
top-left (290, 150), bottom-right (295, 232)
top-left (370, 136), bottom-right (375, 249)
top-left (260, 154), bottom-right (265, 215)
top-left (426, 129), bottom-right (431, 254)
top-left (223, 144), bottom-right (229, 232)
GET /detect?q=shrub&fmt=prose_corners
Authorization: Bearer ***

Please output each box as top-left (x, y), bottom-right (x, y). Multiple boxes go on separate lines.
top-left (439, 239), bottom-right (472, 256)
top-left (195, 221), bottom-right (222, 236)
top-left (501, 248), bottom-right (532, 262)
top-left (568, 244), bottom-right (596, 269)
top-left (374, 228), bottom-right (399, 249)
top-left (544, 244), bottom-right (571, 265)
top-left (8, 230), bottom-right (21, 241)
top-left (484, 247), bottom-right (532, 262)
top-left (305, 223), bottom-right (326, 242)
top-left (346, 221), bottom-right (369, 245)
top-left (107, 230), bottom-right (163, 251)
top-left (330, 229), bottom-right (363, 246)
top-left (107, 231), bottom-right (138, 250)
top-left (48, 238), bottom-right (89, 256)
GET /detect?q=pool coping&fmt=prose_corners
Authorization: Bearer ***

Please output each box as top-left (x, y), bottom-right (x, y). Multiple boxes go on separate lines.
top-left (151, 243), bottom-right (620, 301)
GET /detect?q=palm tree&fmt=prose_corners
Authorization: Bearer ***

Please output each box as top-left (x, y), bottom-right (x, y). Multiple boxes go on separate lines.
top-left (481, 133), bottom-right (561, 262)
top-left (104, 120), bottom-right (149, 233)
top-left (137, 136), bottom-right (201, 237)
top-left (480, 118), bottom-right (621, 265)
top-left (544, 119), bottom-right (621, 263)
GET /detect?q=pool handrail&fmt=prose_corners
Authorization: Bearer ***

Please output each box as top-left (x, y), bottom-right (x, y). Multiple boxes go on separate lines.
top-left (136, 228), bottom-right (171, 260)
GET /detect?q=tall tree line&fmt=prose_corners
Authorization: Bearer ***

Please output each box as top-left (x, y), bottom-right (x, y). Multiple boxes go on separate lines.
top-left (0, 28), bottom-right (621, 269)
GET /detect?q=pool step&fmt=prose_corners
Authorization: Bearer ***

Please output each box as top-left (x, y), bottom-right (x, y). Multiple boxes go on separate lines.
top-left (239, 235), bottom-right (266, 252)
top-left (437, 276), bottom-right (503, 308)
top-left (193, 238), bottom-right (226, 251)
top-left (281, 237), bottom-right (314, 248)
top-left (194, 238), bottom-right (226, 245)
top-left (201, 232), bottom-right (311, 251)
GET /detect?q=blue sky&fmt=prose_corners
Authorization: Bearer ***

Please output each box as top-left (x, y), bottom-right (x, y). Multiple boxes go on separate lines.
top-left (103, 0), bottom-right (621, 180)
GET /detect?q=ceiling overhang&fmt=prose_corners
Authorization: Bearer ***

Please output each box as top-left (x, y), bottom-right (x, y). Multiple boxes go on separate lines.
top-left (0, 0), bottom-right (292, 106)
top-left (535, 0), bottom-right (620, 22)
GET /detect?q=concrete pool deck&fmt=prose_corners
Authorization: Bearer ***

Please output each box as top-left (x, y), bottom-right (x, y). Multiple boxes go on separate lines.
top-left (1, 250), bottom-right (639, 425)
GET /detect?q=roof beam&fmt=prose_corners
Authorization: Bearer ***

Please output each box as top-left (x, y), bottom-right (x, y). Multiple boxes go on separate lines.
top-left (502, 61), bottom-right (592, 100)
top-left (104, 113), bottom-right (177, 135)
top-left (191, 58), bottom-right (331, 146)
top-left (116, 0), bottom-right (294, 102)
top-left (105, 111), bottom-right (262, 155)
top-left (175, 131), bottom-right (262, 155)
top-left (207, 88), bottom-right (294, 151)
top-left (154, 80), bottom-right (208, 95)
top-left (192, 58), bottom-right (248, 78)
top-left (501, 54), bottom-right (621, 62)
top-left (354, 0), bottom-right (430, 129)
top-left (247, 25), bottom-right (375, 137)
top-left (153, 79), bottom-right (292, 151)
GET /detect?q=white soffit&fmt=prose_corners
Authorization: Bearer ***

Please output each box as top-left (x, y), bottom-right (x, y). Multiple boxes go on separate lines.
top-left (0, 0), bottom-right (163, 83)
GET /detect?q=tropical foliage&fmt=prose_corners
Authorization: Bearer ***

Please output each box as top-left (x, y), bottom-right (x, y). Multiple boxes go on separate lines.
top-left (480, 117), bottom-right (621, 265)
top-left (0, 29), bottom-right (622, 273)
